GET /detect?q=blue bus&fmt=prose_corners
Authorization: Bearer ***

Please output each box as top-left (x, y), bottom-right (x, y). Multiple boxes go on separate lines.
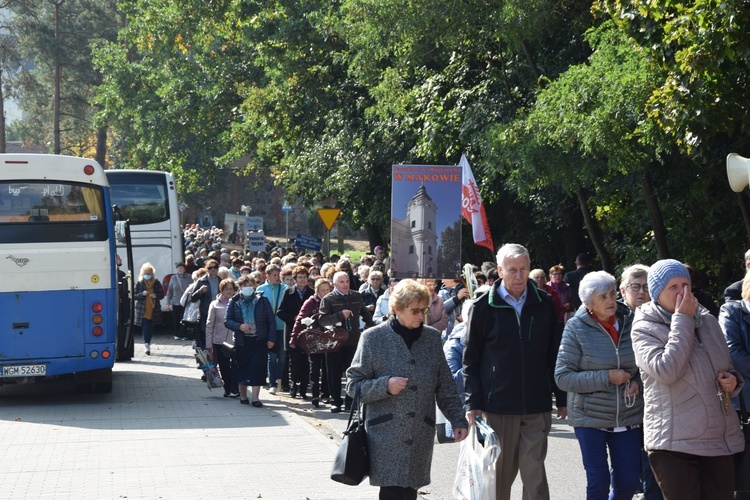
top-left (0, 154), bottom-right (117, 393)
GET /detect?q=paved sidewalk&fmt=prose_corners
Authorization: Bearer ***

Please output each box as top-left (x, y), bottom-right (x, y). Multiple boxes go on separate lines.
top-left (0, 333), bottom-right (379, 500)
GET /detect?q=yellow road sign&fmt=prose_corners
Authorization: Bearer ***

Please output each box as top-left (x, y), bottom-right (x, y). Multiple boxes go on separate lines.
top-left (317, 208), bottom-right (342, 231)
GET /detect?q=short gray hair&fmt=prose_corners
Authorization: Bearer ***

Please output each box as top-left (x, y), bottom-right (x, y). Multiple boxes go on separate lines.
top-left (579, 271), bottom-right (617, 308)
top-left (620, 264), bottom-right (649, 289)
top-left (496, 243), bottom-right (530, 267)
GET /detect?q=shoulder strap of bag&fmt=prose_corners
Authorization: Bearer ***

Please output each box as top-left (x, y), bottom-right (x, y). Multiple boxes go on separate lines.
top-left (347, 383), bottom-right (366, 428)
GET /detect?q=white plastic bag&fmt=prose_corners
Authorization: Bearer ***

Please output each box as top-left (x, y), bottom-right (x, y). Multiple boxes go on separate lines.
top-left (453, 417), bottom-right (499, 500)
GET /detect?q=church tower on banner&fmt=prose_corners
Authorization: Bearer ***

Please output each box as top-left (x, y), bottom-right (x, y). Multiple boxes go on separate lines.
top-left (391, 184), bottom-right (438, 277)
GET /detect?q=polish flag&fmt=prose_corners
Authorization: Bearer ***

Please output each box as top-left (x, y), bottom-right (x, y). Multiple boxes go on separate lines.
top-left (460, 154), bottom-right (494, 252)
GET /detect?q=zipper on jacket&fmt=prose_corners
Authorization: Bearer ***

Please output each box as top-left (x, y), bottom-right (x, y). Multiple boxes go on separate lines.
top-left (487, 365), bottom-right (495, 402)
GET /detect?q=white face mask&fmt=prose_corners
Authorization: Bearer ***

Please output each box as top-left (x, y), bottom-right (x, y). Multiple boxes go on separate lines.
top-left (143, 274), bottom-right (152, 281)
top-left (241, 287), bottom-right (255, 297)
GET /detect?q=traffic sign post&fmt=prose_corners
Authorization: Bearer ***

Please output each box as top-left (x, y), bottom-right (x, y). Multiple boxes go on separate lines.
top-left (316, 208), bottom-right (341, 257)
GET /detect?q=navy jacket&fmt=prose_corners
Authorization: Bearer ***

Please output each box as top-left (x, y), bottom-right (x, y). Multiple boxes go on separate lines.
top-left (224, 292), bottom-right (277, 346)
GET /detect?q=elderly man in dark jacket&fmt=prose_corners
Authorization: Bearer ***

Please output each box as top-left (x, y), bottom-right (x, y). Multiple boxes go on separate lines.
top-left (463, 243), bottom-right (565, 500)
top-left (319, 271), bottom-right (374, 413)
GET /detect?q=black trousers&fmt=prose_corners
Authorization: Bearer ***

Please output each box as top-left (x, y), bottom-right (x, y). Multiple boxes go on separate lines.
top-left (170, 304), bottom-right (185, 337)
top-left (212, 343), bottom-right (237, 395)
top-left (326, 345), bottom-right (355, 407)
top-left (288, 346), bottom-right (309, 394)
top-left (648, 450), bottom-right (734, 500)
top-left (379, 486), bottom-right (417, 500)
top-left (309, 353), bottom-right (325, 399)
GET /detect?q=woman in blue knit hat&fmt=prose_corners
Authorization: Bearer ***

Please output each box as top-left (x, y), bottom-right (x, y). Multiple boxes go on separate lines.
top-left (632, 259), bottom-right (744, 500)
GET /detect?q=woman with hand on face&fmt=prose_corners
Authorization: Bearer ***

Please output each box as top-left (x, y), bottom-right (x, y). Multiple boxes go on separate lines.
top-left (345, 279), bottom-right (467, 500)
top-left (555, 271), bottom-right (642, 499)
top-left (632, 259), bottom-right (744, 500)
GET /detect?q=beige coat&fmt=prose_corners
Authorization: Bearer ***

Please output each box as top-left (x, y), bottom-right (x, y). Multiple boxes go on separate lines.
top-left (632, 302), bottom-right (745, 456)
top-left (205, 297), bottom-right (233, 347)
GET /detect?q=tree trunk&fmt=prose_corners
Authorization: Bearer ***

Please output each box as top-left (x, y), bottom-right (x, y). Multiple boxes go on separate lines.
top-left (640, 172), bottom-right (670, 258)
top-left (53, 0), bottom-right (65, 154)
top-left (519, 39), bottom-right (542, 83)
top-left (365, 223), bottom-right (385, 252)
top-left (575, 187), bottom-right (613, 273)
top-left (95, 126), bottom-right (107, 167)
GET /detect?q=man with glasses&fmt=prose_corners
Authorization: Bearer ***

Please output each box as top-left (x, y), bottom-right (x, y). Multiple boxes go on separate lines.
top-left (463, 243), bottom-right (565, 500)
top-left (189, 259), bottom-right (221, 350)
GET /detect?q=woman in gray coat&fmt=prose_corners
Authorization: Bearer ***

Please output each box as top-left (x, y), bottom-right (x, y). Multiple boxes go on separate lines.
top-left (555, 271), bottom-right (643, 500)
top-left (346, 279), bottom-right (467, 500)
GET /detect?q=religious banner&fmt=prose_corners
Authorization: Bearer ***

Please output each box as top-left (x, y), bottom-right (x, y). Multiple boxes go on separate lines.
top-left (390, 165), bottom-right (462, 279)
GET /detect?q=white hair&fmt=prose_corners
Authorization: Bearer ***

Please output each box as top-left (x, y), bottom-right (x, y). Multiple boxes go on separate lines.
top-left (579, 271), bottom-right (616, 308)
top-left (496, 243), bottom-right (530, 267)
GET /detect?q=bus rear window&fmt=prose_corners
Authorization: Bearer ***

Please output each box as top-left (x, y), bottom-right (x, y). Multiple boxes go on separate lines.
top-left (0, 182), bottom-right (105, 223)
top-left (107, 178), bottom-right (169, 225)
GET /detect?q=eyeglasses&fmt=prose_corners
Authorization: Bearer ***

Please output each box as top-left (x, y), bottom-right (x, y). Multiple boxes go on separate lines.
top-left (407, 306), bottom-right (429, 316)
top-left (626, 283), bottom-right (648, 293)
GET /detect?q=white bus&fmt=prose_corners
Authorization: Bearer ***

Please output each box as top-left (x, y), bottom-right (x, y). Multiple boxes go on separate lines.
top-left (105, 170), bottom-right (183, 309)
top-left (0, 154), bottom-right (118, 392)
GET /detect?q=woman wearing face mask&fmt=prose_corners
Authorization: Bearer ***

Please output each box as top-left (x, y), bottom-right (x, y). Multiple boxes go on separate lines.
top-left (206, 279), bottom-right (239, 398)
top-left (134, 262), bottom-right (165, 356)
top-left (224, 275), bottom-right (276, 406)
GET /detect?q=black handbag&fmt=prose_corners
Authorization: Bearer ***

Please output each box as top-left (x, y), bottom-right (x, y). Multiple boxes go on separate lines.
top-left (735, 393), bottom-right (750, 492)
top-left (330, 386), bottom-right (369, 485)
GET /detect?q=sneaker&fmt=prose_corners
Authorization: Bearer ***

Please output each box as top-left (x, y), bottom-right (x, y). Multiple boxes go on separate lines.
top-left (144, 343), bottom-right (151, 355)
top-left (330, 405), bottom-right (342, 414)
top-left (229, 392), bottom-right (240, 398)
top-left (269, 386), bottom-right (277, 395)
top-left (173, 336), bottom-right (180, 340)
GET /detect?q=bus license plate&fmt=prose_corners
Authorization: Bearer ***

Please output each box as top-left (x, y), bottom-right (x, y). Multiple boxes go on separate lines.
top-left (2, 365), bottom-right (47, 377)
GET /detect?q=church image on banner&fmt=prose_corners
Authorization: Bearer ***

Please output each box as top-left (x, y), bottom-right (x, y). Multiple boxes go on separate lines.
top-left (391, 184), bottom-right (438, 276)
top-left (390, 164), bottom-right (463, 279)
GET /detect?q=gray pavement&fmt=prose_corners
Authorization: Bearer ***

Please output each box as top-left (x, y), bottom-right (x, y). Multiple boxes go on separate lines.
top-left (0, 333), bottom-right (589, 499)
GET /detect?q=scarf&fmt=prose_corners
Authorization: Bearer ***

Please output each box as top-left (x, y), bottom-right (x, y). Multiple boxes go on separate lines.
top-left (240, 296), bottom-right (256, 324)
top-left (389, 316), bottom-right (423, 350)
top-left (590, 311), bottom-right (619, 345)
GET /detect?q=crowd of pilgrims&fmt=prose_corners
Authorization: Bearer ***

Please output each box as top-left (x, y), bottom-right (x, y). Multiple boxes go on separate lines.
top-left (128, 224), bottom-right (750, 499)
top-left (134, 224), bottom-right (490, 411)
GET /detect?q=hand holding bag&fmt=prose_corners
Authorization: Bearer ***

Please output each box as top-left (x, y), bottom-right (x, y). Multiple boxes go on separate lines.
top-left (453, 417), bottom-right (499, 500)
top-left (330, 385), bottom-right (369, 485)
top-left (298, 313), bottom-right (349, 354)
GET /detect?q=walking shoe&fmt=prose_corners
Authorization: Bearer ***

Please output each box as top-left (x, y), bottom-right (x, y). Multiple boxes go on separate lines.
top-left (269, 386), bottom-right (277, 395)
top-left (289, 387), bottom-right (297, 399)
top-left (251, 400), bottom-right (263, 407)
top-left (144, 343), bottom-right (151, 355)
top-left (229, 392), bottom-right (240, 398)
top-left (240, 398), bottom-right (250, 405)
top-left (330, 405), bottom-right (342, 413)
top-left (311, 398), bottom-right (320, 408)
top-left (173, 336), bottom-right (180, 340)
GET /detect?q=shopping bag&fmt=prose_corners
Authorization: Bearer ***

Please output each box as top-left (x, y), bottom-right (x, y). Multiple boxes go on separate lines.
top-left (194, 348), bottom-right (224, 390)
top-left (453, 417), bottom-right (499, 500)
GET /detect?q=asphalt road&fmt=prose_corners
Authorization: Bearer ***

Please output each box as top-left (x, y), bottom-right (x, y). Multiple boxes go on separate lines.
top-left (0, 333), bottom-right (590, 499)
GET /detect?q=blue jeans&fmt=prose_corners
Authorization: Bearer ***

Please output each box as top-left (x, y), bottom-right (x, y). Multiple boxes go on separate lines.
top-left (574, 426), bottom-right (642, 500)
top-left (141, 318), bottom-right (154, 344)
top-left (267, 330), bottom-right (286, 385)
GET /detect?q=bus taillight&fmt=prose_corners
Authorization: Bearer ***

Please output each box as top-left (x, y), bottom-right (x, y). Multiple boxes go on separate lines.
top-left (101, 350), bottom-right (111, 359)
top-left (83, 165), bottom-right (95, 175)
top-left (92, 302), bottom-right (103, 313)
top-left (92, 326), bottom-right (103, 336)
top-left (92, 314), bottom-right (103, 325)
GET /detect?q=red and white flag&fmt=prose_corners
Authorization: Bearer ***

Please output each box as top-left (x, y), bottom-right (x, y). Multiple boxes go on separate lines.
top-left (460, 154), bottom-right (494, 252)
